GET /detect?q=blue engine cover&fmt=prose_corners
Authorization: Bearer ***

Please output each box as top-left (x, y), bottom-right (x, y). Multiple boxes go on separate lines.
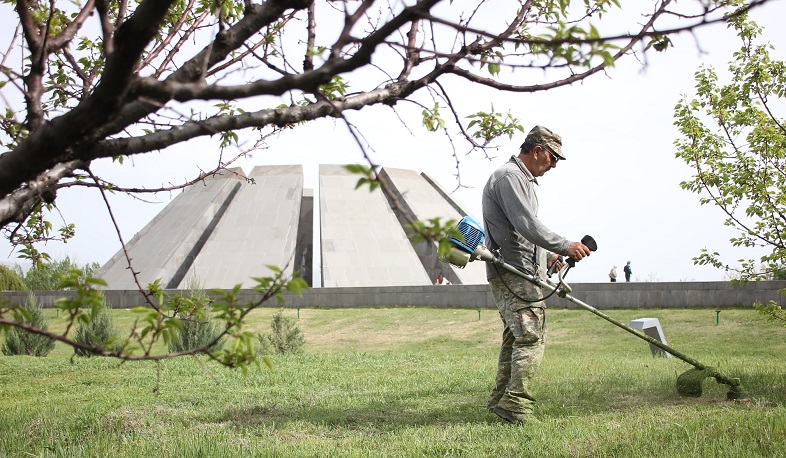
top-left (450, 216), bottom-right (485, 253)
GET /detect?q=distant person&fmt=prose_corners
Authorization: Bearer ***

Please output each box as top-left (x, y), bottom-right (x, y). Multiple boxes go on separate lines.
top-left (624, 261), bottom-right (632, 282)
top-left (609, 265), bottom-right (617, 282)
top-left (434, 273), bottom-right (451, 285)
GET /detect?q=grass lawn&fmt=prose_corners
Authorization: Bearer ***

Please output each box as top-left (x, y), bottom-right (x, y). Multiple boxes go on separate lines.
top-left (1, 306), bottom-right (785, 457)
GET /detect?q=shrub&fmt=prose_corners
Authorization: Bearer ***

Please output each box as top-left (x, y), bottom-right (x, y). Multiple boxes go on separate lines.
top-left (0, 264), bottom-right (26, 291)
top-left (14, 257), bottom-right (100, 291)
top-left (168, 276), bottom-right (225, 353)
top-left (2, 294), bottom-right (55, 356)
top-left (168, 314), bottom-right (226, 353)
top-left (73, 300), bottom-right (121, 357)
top-left (258, 309), bottom-right (305, 355)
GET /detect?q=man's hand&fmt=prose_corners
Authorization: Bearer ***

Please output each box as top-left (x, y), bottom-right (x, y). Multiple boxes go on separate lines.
top-left (566, 242), bottom-right (592, 262)
top-left (547, 253), bottom-right (564, 273)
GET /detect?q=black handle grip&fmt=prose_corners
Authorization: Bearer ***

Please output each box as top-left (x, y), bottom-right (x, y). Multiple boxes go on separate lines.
top-left (566, 235), bottom-right (597, 267)
top-left (581, 235), bottom-right (598, 252)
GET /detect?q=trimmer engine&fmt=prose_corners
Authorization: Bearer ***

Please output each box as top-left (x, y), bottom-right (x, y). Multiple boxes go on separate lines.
top-left (445, 216), bottom-right (491, 268)
top-left (451, 216), bottom-right (485, 253)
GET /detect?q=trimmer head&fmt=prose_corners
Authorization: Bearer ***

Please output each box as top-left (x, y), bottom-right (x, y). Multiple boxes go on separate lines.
top-left (677, 368), bottom-right (750, 401)
top-left (725, 378), bottom-right (751, 402)
top-left (676, 367), bottom-right (714, 397)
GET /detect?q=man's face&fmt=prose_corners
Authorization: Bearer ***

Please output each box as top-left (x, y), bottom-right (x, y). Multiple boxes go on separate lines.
top-left (531, 144), bottom-right (559, 177)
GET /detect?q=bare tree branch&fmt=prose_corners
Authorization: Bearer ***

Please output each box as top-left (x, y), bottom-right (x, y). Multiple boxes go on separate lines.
top-left (0, 159), bottom-right (84, 228)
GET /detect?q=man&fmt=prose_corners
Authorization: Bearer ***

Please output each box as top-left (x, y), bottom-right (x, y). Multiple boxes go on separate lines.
top-left (624, 261), bottom-right (632, 282)
top-left (609, 265), bottom-right (618, 282)
top-left (482, 125), bottom-right (592, 424)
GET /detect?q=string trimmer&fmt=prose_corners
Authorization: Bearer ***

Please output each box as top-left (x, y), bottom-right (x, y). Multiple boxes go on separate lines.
top-left (446, 216), bottom-right (749, 401)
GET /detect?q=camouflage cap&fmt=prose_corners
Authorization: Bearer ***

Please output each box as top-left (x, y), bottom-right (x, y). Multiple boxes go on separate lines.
top-left (523, 125), bottom-right (565, 160)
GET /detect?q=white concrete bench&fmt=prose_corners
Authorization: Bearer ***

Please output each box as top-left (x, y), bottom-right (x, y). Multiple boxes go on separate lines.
top-left (629, 318), bottom-right (672, 358)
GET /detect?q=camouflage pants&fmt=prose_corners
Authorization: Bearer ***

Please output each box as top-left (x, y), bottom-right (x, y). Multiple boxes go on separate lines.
top-left (487, 270), bottom-right (547, 415)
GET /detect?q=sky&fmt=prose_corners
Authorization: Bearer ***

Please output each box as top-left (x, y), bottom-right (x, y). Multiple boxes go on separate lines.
top-left (2, 1), bottom-right (785, 284)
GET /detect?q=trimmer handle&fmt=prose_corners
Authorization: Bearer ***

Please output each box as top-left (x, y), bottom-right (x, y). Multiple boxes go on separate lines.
top-left (547, 235), bottom-right (597, 276)
top-left (566, 235), bottom-right (597, 268)
top-left (546, 256), bottom-right (563, 276)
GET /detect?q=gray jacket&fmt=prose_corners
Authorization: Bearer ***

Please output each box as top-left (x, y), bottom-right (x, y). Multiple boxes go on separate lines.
top-left (482, 155), bottom-right (570, 279)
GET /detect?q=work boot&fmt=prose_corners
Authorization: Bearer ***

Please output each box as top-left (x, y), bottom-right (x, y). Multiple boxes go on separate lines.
top-left (493, 406), bottom-right (540, 425)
